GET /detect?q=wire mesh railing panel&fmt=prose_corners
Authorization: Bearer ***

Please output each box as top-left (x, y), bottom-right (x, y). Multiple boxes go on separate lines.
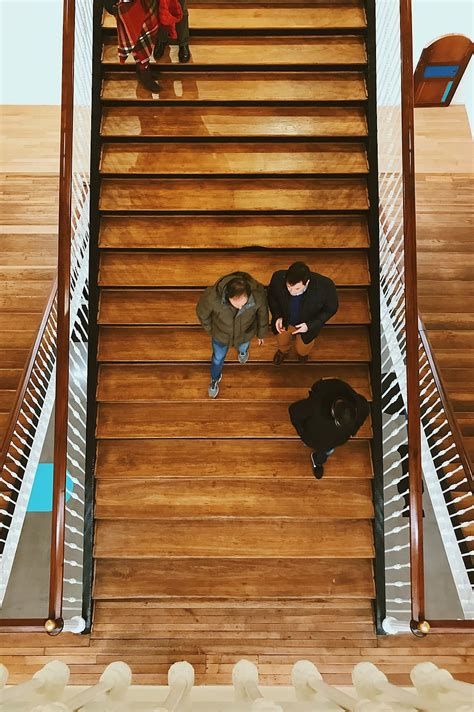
top-left (377, 0), bottom-right (474, 627)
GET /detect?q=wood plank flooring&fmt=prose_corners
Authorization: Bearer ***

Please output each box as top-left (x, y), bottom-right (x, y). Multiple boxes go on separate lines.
top-left (0, 170), bottom-right (58, 446)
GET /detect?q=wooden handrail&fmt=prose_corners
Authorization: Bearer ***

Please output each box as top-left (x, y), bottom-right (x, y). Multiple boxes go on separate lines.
top-left (399, 0), bottom-right (425, 631)
top-left (47, 0), bottom-right (76, 633)
top-left (419, 317), bottom-right (474, 493)
top-left (0, 278), bottom-right (57, 470)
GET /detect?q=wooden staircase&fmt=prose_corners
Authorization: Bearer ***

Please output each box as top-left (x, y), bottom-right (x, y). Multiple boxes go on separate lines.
top-left (93, 0), bottom-right (377, 661)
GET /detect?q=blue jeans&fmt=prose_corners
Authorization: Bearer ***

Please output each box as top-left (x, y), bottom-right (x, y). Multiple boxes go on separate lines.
top-left (211, 338), bottom-right (250, 381)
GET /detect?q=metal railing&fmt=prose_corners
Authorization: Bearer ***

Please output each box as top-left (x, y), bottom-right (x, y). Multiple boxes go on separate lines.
top-left (0, 0), bottom-right (92, 633)
top-left (377, 0), bottom-right (474, 632)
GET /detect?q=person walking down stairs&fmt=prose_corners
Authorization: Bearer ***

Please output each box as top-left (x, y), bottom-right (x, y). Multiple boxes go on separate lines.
top-left (268, 262), bottom-right (339, 366)
top-left (104, 0), bottom-right (183, 92)
top-left (289, 378), bottom-right (370, 479)
top-left (154, 0), bottom-right (191, 63)
top-left (196, 272), bottom-right (268, 399)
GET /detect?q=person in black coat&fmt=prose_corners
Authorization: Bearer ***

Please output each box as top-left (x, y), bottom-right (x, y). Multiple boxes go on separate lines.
top-left (289, 378), bottom-right (370, 478)
top-left (267, 262), bottom-right (338, 365)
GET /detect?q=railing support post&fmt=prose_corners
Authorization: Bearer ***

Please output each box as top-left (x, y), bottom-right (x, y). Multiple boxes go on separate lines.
top-left (49, 0), bottom-right (76, 627)
top-left (399, 0), bottom-right (425, 630)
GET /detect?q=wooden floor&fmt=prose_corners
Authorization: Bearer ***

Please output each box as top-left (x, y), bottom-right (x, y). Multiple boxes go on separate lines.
top-left (0, 107), bottom-right (59, 444)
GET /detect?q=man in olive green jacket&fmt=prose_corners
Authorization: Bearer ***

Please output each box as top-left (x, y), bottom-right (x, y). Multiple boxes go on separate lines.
top-left (196, 272), bottom-right (268, 398)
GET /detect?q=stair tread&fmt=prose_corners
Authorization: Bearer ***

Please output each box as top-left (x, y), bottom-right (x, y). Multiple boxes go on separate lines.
top-left (99, 215), bottom-right (369, 249)
top-left (100, 177), bottom-right (369, 212)
top-left (95, 438), bottom-right (373, 479)
top-left (0, 390), bottom-right (16, 412)
top-left (96, 401), bottom-right (372, 439)
top-left (98, 288), bottom-right (370, 325)
top-left (100, 142), bottom-right (369, 176)
top-left (94, 558), bottom-right (375, 599)
top-left (94, 519), bottom-right (374, 558)
top-left (97, 363), bottom-right (372, 401)
top-left (99, 251), bottom-right (370, 287)
top-left (97, 325), bottom-right (371, 363)
top-left (95, 478), bottom-right (374, 519)
top-left (101, 106), bottom-right (368, 138)
top-left (101, 71), bottom-right (367, 103)
top-left (0, 349), bottom-right (29, 369)
top-left (102, 35), bottom-right (367, 66)
top-left (102, 3), bottom-right (367, 32)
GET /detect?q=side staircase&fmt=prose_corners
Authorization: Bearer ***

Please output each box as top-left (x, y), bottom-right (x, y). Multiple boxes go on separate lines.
top-left (93, 0), bottom-right (377, 661)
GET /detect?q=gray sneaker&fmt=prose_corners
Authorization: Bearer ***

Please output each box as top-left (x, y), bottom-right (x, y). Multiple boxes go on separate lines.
top-left (208, 374), bottom-right (222, 399)
top-left (238, 350), bottom-right (249, 365)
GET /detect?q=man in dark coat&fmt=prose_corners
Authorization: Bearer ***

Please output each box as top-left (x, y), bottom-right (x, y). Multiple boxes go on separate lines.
top-left (267, 262), bottom-right (338, 366)
top-left (289, 378), bottom-right (370, 478)
top-left (196, 272), bottom-right (268, 398)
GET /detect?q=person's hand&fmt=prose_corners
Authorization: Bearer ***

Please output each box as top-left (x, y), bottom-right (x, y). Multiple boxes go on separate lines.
top-left (258, 338), bottom-right (265, 346)
top-left (293, 322), bottom-right (309, 334)
top-left (275, 318), bottom-right (285, 333)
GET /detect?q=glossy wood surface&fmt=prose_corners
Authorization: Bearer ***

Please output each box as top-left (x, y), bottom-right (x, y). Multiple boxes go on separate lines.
top-left (100, 177), bottom-right (369, 211)
top-left (90, 0), bottom-right (377, 677)
top-left (103, 35), bottom-right (367, 66)
top-left (101, 106), bottom-right (368, 138)
top-left (99, 214), bottom-right (369, 249)
top-left (103, 3), bottom-right (367, 31)
top-left (100, 142), bottom-right (369, 176)
top-left (102, 71), bottom-right (367, 102)
top-left (98, 288), bottom-right (370, 325)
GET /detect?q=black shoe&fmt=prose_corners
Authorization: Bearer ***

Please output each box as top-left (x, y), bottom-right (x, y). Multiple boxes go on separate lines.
top-left (136, 66), bottom-right (160, 93)
top-left (178, 44), bottom-right (191, 63)
top-left (272, 350), bottom-right (288, 366)
top-left (153, 42), bottom-right (166, 62)
top-left (311, 452), bottom-right (324, 479)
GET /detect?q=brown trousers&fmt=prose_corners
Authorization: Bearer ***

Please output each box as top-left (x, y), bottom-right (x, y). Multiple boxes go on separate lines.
top-left (277, 325), bottom-right (315, 356)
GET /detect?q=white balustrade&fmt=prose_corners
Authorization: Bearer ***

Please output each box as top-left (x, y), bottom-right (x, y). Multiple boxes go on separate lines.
top-left (1, 659), bottom-right (473, 711)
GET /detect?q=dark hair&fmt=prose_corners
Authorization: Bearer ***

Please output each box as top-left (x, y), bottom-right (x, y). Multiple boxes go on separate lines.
top-left (331, 398), bottom-right (358, 431)
top-left (286, 262), bottom-right (310, 286)
top-left (226, 277), bottom-right (251, 299)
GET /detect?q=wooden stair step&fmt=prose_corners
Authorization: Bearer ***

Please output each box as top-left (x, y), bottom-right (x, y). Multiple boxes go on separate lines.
top-left (102, 35), bottom-right (366, 66)
top-left (101, 106), bottom-right (368, 139)
top-left (102, 3), bottom-right (367, 32)
top-left (102, 71), bottom-right (367, 103)
top-left (97, 363), bottom-right (371, 403)
top-left (93, 558), bottom-right (375, 599)
top-left (99, 215), bottom-right (369, 249)
top-left (100, 142), bottom-right (368, 176)
top-left (449, 492), bottom-right (474, 522)
top-left (0, 280), bottom-right (53, 298)
top-left (96, 401), bottom-right (372, 439)
top-left (99, 177), bottom-right (369, 212)
top-left (94, 598), bottom-right (375, 613)
top-left (0, 331), bottom-right (37, 350)
top-left (95, 478), bottom-right (374, 519)
top-left (0, 313), bottom-right (41, 331)
top-left (0, 369), bottom-right (23, 390)
top-left (97, 325), bottom-right (371, 363)
top-left (97, 363), bottom-right (372, 401)
top-left (94, 519), bottom-right (374, 558)
top-left (99, 251), bottom-right (370, 287)
top-left (0, 349), bottom-right (29, 369)
top-left (95, 438), bottom-right (373, 479)
top-left (98, 288), bottom-right (370, 325)
top-left (0, 390), bottom-right (16, 412)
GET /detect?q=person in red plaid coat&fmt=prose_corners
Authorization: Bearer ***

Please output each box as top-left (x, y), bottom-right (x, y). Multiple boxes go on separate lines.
top-left (105, 0), bottom-right (183, 92)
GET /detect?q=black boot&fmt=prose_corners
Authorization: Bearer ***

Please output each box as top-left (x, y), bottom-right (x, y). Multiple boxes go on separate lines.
top-left (311, 452), bottom-right (324, 479)
top-left (178, 44), bottom-right (191, 63)
top-left (136, 65), bottom-right (161, 93)
top-left (153, 42), bottom-right (166, 62)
